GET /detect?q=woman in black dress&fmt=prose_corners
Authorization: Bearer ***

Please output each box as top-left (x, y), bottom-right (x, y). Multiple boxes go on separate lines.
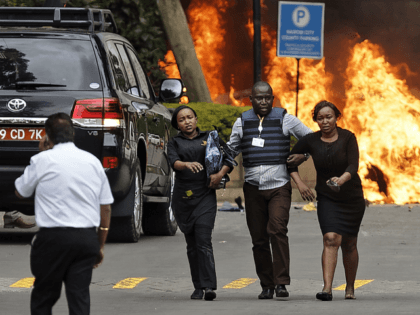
top-left (167, 105), bottom-right (233, 301)
top-left (288, 101), bottom-right (365, 301)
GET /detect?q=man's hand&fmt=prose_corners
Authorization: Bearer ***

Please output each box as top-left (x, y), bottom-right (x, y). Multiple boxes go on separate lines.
top-left (287, 154), bottom-right (306, 168)
top-left (296, 182), bottom-right (315, 202)
top-left (15, 190), bottom-right (24, 199)
top-left (39, 135), bottom-right (53, 152)
top-left (94, 248), bottom-right (104, 269)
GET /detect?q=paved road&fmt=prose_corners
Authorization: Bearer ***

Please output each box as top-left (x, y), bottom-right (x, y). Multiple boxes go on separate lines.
top-left (0, 204), bottom-right (419, 315)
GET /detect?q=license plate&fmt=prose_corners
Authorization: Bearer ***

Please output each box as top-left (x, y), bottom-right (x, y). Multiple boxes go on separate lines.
top-left (0, 127), bottom-right (45, 141)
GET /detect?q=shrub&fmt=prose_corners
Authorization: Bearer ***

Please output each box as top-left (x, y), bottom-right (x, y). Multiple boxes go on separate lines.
top-left (164, 102), bottom-right (298, 148)
top-left (164, 103), bottom-right (251, 142)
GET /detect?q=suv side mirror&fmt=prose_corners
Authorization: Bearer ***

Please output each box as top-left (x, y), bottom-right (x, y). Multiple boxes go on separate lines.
top-left (159, 79), bottom-right (183, 102)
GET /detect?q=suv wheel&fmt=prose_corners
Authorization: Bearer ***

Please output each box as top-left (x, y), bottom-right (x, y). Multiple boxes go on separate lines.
top-left (142, 170), bottom-right (177, 236)
top-left (109, 158), bottom-right (143, 242)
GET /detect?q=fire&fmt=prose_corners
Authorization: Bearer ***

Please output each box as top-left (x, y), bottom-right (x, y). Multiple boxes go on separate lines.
top-left (186, 0), bottom-right (233, 100)
top-left (244, 20), bottom-right (333, 127)
top-left (172, 2), bottom-right (420, 203)
top-left (343, 40), bottom-right (420, 204)
top-left (159, 50), bottom-right (181, 79)
top-left (263, 30), bottom-right (332, 130)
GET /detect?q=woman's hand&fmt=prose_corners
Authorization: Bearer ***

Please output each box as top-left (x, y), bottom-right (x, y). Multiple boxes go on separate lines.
top-left (329, 172), bottom-right (351, 186)
top-left (297, 182), bottom-right (315, 202)
top-left (208, 172), bottom-right (223, 189)
top-left (185, 161), bottom-right (204, 173)
top-left (290, 171), bottom-right (315, 201)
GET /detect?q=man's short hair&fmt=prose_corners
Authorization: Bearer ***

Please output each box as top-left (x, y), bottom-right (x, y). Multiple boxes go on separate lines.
top-left (45, 113), bottom-right (74, 144)
top-left (252, 81), bottom-right (273, 95)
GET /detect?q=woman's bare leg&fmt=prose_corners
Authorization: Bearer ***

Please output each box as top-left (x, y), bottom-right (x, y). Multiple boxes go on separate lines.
top-left (341, 236), bottom-right (358, 299)
top-left (321, 232), bottom-right (342, 293)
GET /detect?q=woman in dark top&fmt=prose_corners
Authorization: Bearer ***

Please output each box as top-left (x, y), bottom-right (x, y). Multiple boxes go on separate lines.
top-left (167, 105), bottom-right (233, 301)
top-left (288, 101), bottom-right (365, 301)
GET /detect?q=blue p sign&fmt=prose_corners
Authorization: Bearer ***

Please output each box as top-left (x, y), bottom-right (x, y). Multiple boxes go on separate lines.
top-left (292, 6), bottom-right (310, 28)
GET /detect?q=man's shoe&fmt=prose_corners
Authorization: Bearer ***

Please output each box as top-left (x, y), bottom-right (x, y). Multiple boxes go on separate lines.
top-left (258, 288), bottom-right (274, 299)
top-left (4, 217), bottom-right (36, 229)
top-left (191, 289), bottom-right (204, 300)
top-left (275, 284), bottom-right (289, 297)
top-left (204, 288), bottom-right (216, 301)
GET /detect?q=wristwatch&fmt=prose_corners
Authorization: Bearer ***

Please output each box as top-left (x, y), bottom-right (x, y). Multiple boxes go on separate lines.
top-left (303, 153), bottom-right (310, 161)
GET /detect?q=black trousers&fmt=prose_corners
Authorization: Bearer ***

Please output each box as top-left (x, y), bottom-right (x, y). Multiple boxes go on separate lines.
top-left (184, 222), bottom-right (217, 290)
top-left (30, 228), bottom-right (99, 315)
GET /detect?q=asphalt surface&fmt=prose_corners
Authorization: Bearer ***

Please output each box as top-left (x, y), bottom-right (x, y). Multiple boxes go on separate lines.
top-left (0, 203), bottom-right (419, 315)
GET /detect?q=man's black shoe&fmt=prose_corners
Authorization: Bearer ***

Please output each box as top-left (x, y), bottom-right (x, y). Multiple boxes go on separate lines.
top-left (275, 285), bottom-right (289, 297)
top-left (191, 289), bottom-right (204, 300)
top-left (204, 288), bottom-right (216, 301)
top-left (258, 288), bottom-right (274, 299)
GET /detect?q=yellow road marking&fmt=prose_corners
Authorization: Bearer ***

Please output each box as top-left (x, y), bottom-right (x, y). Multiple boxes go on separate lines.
top-left (113, 277), bottom-right (148, 289)
top-left (10, 277), bottom-right (35, 288)
top-left (223, 278), bottom-right (258, 289)
top-left (334, 279), bottom-right (374, 291)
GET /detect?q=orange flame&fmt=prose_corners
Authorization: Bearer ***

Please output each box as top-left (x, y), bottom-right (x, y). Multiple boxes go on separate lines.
top-left (159, 50), bottom-right (181, 79)
top-left (180, 1), bottom-right (420, 204)
top-left (342, 40), bottom-right (420, 204)
top-left (187, 1), bottom-right (233, 100)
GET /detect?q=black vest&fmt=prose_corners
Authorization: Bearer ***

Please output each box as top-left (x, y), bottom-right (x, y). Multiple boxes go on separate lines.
top-left (241, 108), bottom-right (290, 167)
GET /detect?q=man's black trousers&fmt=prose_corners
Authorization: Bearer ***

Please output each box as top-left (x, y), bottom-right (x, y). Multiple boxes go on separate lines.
top-left (30, 227), bottom-right (99, 315)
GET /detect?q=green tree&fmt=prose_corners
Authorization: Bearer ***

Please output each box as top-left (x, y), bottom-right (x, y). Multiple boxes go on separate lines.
top-left (77, 0), bottom-right (167, 90)
top-left (0, 0), bottom-right (44, 5)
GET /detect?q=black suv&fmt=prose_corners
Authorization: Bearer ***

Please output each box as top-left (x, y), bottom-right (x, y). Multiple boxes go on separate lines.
top-left (0, 7), bottom-right (183, 242)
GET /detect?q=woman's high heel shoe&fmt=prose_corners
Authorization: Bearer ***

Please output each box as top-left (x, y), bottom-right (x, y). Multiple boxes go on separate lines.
top-left (316, 291), bottom-right (333, 301)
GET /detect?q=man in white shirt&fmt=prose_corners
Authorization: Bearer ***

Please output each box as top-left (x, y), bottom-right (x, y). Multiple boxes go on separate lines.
top-left (15, 113), bottom-right (114, 315)
top-left (227, 81), bottom-right (312, 299)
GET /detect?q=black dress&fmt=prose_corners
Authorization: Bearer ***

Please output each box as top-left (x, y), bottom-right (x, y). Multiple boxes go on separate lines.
top-left (290, 127), bottom-right (365, 236)
top-left (167, 128), bottom-right (232, 234)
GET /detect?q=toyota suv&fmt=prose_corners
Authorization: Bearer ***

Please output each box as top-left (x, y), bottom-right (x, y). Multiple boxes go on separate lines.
top-left (0, 6), bottom-right (183, 242)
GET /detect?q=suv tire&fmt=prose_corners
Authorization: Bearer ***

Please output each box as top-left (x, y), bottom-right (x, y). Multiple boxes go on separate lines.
top-left (142, 170), bottom-right (177, 236)
top-left (109, 158), bottom-right (143, 242)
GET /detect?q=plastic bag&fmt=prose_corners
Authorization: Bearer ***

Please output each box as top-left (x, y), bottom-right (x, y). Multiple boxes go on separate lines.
top-left (205, 130), bottom-right (223, 177)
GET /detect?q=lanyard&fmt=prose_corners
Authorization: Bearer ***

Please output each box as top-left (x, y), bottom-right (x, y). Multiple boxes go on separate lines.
top-left (257, 115), bottom-right (264, 138)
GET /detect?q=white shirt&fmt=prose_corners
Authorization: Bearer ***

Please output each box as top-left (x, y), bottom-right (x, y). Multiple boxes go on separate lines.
top-left (227, 112), bottom-right (313, 190)
top-left (15, 142), bottom-right (114, 228)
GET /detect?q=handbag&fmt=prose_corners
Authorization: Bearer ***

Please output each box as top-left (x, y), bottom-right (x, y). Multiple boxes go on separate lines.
top-left (204, 130), bottom-right (236, 189)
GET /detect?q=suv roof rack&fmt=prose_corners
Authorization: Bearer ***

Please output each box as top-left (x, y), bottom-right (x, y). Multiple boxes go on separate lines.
top-left (0, 7), bottom-right (118, 33)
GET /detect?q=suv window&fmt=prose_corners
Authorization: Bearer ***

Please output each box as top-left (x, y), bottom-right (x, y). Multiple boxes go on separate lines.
top-left (0, 38), bottom-right (101, 91)
top-left (116, 44), bottom-right (140, 97)
top-left (126, 48), bottom-right (151, 99)
top-left (106, 41), bottom-right (128, 92)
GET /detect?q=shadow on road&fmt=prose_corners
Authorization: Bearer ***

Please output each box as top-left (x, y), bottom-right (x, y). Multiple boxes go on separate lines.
top-left (0, 228), bottom-right (36, 244)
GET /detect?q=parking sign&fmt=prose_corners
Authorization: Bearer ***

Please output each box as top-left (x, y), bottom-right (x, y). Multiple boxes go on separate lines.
top-left (277, 1), bottom-right (325, 59)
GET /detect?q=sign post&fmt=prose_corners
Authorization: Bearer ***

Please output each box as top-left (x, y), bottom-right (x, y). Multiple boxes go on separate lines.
top-left (277, 1), bottom-right (325, 117)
